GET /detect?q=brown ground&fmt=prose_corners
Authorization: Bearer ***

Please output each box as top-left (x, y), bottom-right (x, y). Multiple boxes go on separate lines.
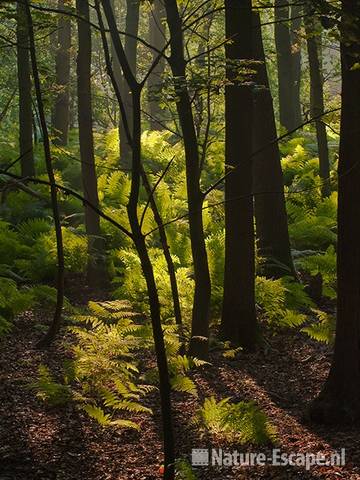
top-left (1, 311), bottom-right (360, 480)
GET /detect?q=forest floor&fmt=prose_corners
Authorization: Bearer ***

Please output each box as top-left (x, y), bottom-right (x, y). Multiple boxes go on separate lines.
top-left (1, 303), bottom-right (360, 480)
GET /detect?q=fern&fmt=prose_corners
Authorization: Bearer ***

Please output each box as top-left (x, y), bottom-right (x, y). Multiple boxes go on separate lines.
top-left (16, 226), bottom-right (88, 281)
top-left (69, 300), bottom-right (154, 429)
top-left (31, 365), bottom-right (72, 406)
top-left (255, 276), bottom-right (307, 328)
top-left (30, 284), bottom-right (73, 313)
top-left (0, 278), bottom-right (33, 335)
top-left (301, 309), bottom-right (336, 344)
top-left (281, 276), bottom-right (315, 310)
top-left (82, 404), bottom-right (113, 427)
top-left (170, 375), bottom-right (198, 397)
top-left (295, 246), bottom-right (337, 299)
top-left (194, 397), bottom-right (276, 445)
top-left (289, 216), bottom-right (337, 251)
top-left (16, 218), bottom-right (52, 245)
top-left (175, 458), bottom-right (197, 480)
top-left (83, 404), bottom-right (139, 429)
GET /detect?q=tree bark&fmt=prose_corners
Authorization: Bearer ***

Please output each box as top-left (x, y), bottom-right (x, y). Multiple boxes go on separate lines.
top-left (52, 0), bottom-right (71, 146)
top-left (98, 3), bottom-right (175, 475)
top-left (147, 0), bottom-right (166, 130)
top-left (274, 0), bottom-right (302, 132)
top-left (119, 0), bottom-right (140, 164)
top-left (141, 169), bottom-right (183, 331)
top-left (310, 0), bottom-right (360, 423)
top-left (24, 0), bottom-right (64, 348)
top-left (76, 0), bottom-right (107, 288)
top-left (252, 12), bottom-right (295, 278)
top-left (16, 0), bottom-right (35, 177)
top-left (164, 0), bottom-right (211, 360)
top-left (291, 3), bottom-right (303, 127)
top-left (304, 10), bottom-right (331, 198)
top-left (221, 0), bottom-right (257, 350)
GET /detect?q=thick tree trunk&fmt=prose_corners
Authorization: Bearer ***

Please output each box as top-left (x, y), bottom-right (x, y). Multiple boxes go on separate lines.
top-left (291, 3), bottom-right (303, 127)
top-left (310, 0), bottom-right (360, 423)
top-left (147, 0), bottom-right (166, 130)
top-left (16, 0), bottom-right (35, 177)
top-left (76, 0), bottom-right (107, 288)
top-left (221, 0), bottom-right (257, 350)
top-left (164, 0), bottom-right (211, 360)
top-left (52, 0), bottom-right (71, 146)
top-left (274, 0), bottom-right (302, 132)
top-left (252, 12), bottom-right (295, 279)
top-left (305, 12), bottom-right (331, 198)
top-left (119, 0), bottom-right (140, 164)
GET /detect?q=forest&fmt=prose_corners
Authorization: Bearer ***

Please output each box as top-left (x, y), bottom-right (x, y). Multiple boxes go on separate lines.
top-left (0, 0), bottom-right (359, 478)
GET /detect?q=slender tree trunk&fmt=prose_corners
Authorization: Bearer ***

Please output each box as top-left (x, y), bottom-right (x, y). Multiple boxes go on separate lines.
top-left (252, 12), bottom-right (295, 278)
top-left (130, 95), bottom-right (175, 477)
top-left (52, 0), bottom-right (71, 146)
top-left (98, 3), bottom-right (175, 475)
top-left (147, 0), bottom-right (166, 130)
top-left (119, 0), bottom-right (140, 164)
top-left (141, 170), bottom-right (183, 330)
top-left (76, 0), bottom-right (107, 288)
top-left (310, 0), bottom-right (360, 423)
top-left (305, 11), bottom-right (331, 198)
top-left (24, 0), bottom-right (64, 348)
top-left (221, 0), bottom-right (257, 349)
top-left (164, 0), bottom-right (211, 360)
top-left (274, 0), bottom-right (302, 131)
top-left (16, 0), bottom-right (35, 177)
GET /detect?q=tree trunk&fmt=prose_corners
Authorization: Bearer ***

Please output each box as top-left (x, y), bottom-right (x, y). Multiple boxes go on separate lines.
top-left (309, 0), bottom-right (360, 423)
top-left (304, 11), bottom-right (331, 198)
top-left (147, 0), bottom-right (166, 130)
top-left (98, 3), bottom-right (175, 475)
top-left (141, 169), bottom-right (183, 330)
top-left (76, 0), bottom-right (107, 288)
top-left (274, 0), bottom-right (302, 132)
top-left (16, 0), bottom-right (35, 177)
top-left (52, 0), bottom-right (71, 146)
top-left (221, 0), bottom-right (257, 350)
top-left (164, 0), bottom-right (211, 360)
top-left (130, 90), bottom-right (175, 479)
top-left (119, 0), bottom-right (140, 164)
top-left (24, 0), bottom-right (64, 348)
top-left (252, 12), bottom-right (295, 278)
top-left (291, 3), bottom-right (303, 127)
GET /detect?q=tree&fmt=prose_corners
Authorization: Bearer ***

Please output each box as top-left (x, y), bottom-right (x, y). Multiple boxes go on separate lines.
top-left (119, 0), bottom-right (140, 164)
top-left (274, 0), bottom-right (302, 132)
top-left (52, 0), bottom-right (71, 146)
top-left (76, 0), bottom-right (107, 287)
top-left (304, 6), bottom-right (331, 198)
top-left (98, 2), bottom-right (175, 476)
top-left (290, 2), bottom-right (303, 127)
top-left (16, 0), bottom-right (35, 177)
top-left (24, 0), bottom-right (64, 347)
top-left (164, 0), bottom-right (212, 360)
top-left (310, 0), bottom-right (360, 423)
top-left (221, 0), bottom-right (257, 349)
top-left (147, 0), bottom-right (166, 130)
top-left (252, 12), bottom-right (295, 278)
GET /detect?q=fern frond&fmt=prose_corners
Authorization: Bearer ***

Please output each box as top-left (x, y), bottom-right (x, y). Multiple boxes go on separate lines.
top-left (170, 375), bottom-right (198, 397)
